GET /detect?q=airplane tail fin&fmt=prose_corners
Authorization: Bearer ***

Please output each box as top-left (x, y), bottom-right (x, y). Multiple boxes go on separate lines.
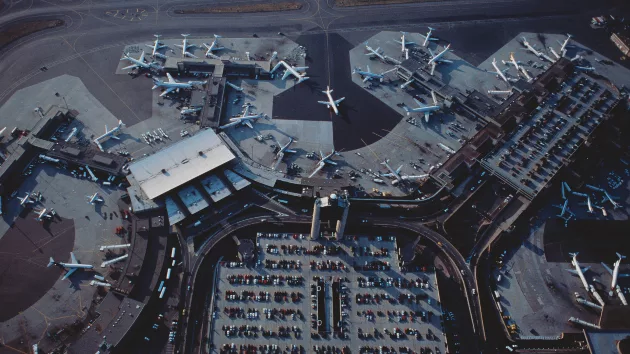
top-left (48, 257), bottom-right (55, 267)
top-left (618, 252), bottom-right (626, 260)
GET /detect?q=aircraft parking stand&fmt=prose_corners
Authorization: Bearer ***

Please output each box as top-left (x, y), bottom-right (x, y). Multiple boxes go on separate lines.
top-left (209, 234), bottom-right (447, 354)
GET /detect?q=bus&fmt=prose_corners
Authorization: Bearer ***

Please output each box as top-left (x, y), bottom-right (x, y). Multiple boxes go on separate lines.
top-left (159, 286), bottom-right (166, 299)
top-left (171, 247), bottom-right (176, 259)
top-left (278, 199), bottom-right (289, 204)
top-left (166, 268), bottom-right (172, 280)
top-left (158, 280), bottom-right (164, 293)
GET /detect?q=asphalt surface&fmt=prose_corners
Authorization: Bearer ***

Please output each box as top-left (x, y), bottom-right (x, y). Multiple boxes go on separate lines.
top-left (1, 0), bottom-right (629, 352)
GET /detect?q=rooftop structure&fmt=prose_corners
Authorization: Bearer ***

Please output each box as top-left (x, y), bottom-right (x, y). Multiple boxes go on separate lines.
top-left (224, 169), bottom-right (251, 190)
top-left (128, 128), bottom-right (235, 199)
top-left (177, 185), bottom-right (209, 215)
top-left (165, 196), bottom-right (186, 225)
top-left (69, 293), bottom-right (145, 353)
top-left (200, 174), bottom-right (232, 202)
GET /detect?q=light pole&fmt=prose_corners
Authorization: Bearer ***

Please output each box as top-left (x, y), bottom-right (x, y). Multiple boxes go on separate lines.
top-left (54, 92), bottom-right (69, 110)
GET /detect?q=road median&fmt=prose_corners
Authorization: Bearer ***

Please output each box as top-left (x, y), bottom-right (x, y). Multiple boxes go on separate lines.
top-left (174, 2), bottom-right (303, 14)
top-left (0, 19), bottom-right (64, 49)
top-left (334, 0), bottom-right (444, 7)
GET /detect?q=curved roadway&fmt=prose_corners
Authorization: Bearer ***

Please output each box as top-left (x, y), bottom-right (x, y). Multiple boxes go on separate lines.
top-left (187, 213), bottom-right (482, 353)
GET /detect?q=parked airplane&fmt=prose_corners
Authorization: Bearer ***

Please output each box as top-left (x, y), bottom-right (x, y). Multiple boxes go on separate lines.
top-left (152, 73), bottom-right (206, 97)
top-left (308, 150), bottom-right (337, 178)
top-left (490, 58), bottom-right (511, 83)
top-left (427, 44), bottom-right (452, 75)
top-left (566, 252), bottom-right (590, 290)
top-left (175, 34), bottom-right (197, 58)
top-left (48, 252), bottom-right (94, 280)
top-left (317, 86), bottom-right (345, 115)
top-left (120, 51), bottom-right (162, 71)
top-left (394, 31), bottom-right (415, 52)
top-left (180, 106), bottom-right (202, 115)
top-left (270, 61), bottom-right (309, 84)
top-left (503, 52), bottom-right (522, 72)
top-left (520, 37), bottom-right (555, 62)
top-left (146, 34), bottom-right (167, 57)
top-left (404, 91), bottom-right (440, 122)
top-left (601, 253), bottom-right (629, 293)
top-left (604, 190), bottom-right (621, 209)
top-left (86, 192), bottom-right (103, 205)
top-left (219, 105), bottom-right (266, 129)
top-left (380, 160), bottom-right (428, 185)
top-left (586, 196), bottom-right (594, 213)
top-left (558, 34), bottom-right (573, 57)
top-left (364, 42), bottom-right (386, 61)
top-left (97, 120), bottom-right (125, 142)
top-left (34, 208), bottom-right (52, 222)
top-left (353, 65), bottom-right (384, 83)
top-left (18, 192), bottom-right (35, 207)
top-left (418, 27), bottom-right (438, 47)
top-left (271, 138), bottom-right (296, 171)
top-left (203, 34), bottom-right (224, 58)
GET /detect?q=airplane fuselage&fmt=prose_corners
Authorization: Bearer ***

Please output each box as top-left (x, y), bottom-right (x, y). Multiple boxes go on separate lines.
top-left (326, 92), bottom-right (339, 115)
top-left (55, 262), bottom-right (93, 269)
top-left (428, 45), bottom-right (450, 65)
top-left (492, 59), bottom-right (509, 83)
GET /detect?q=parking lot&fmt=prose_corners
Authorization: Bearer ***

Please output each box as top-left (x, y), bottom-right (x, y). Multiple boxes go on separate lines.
top-left (209, 234), bottom-right (447, 354)
top-left (482, 70), bottom-right (618, 199)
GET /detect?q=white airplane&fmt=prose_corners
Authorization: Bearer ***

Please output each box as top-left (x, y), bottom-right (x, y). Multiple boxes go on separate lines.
top-left (152, 73), bottom-right (206, 97)
top-left (558, 34), bottom-right (573, 57)
top-left (490, 58), bottom-right (511, 83)
top-left (146, 34), bottom-right (167, 57)
top-left (427, 44), bottom-right (452, 75)
top-left (270, 61), bottom-right (309, 84)
top-left (34, 208), bottom-right (52, 222)
top-left (308, 150), bottom-right (337, 178)
top-left (203, 34), bottom-right (224, 58)
top-left (586, 196), bottom-right (594, 213)
top-left (404, 91), bottom-right (440, 122)
top-left (86, 192), bottom-right (103, 205)
top-left (219, 105), bottom-right (266, 129)
top-left (566, 252), bottom-right (590, 290)
top-left (394, 31), bottom-right (415, 52)
top-left (520, 37), bottom-right (555, 62)
top-left (318, 86), bottom-right (345, 115)
top-left (418, 27), bottom-right (439, 47)
top-left (601, 253), bottom-right (629, 292)
top-left (271, 138), bottom-right (296, 171)
top-left (18, 193), bottom-right (35, 207)
top-left (503, 52), bottom-right (522, 72)
top-left (364, 42), bottom-right (386, 61)
top-left (174, 34), bottom-right (197, 58)
top-left (380, 160), bottom-right (428, 185)
top-left (181, 106), bottom-right (202, 115)
top-left (96, 120), bottom-right (125, 142)
top-left (604, 190), bottom-right (621, 209)
top-left (353, 66), bottom-right (394, 83)
top-left (48, 252), bottom-right (94, 280)
top-left (120, 51), bottom-right (162, 71)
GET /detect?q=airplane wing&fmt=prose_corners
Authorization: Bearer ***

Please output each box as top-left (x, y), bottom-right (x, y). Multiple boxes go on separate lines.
top-left (438, 59), bottom-right (454, 64)
top-left (160, 88), bottom-right (176, 97)
top-left (62, 268), bottom-right (78, 280)
top-left (309, 162), bottom-right (325, 178)
top-left (413, 98), bottom-right (425, 108)
top-left (282, 70), bottom-right (292, 80)
top-left (285, 149), bottom-right (296, 154)
top-left (402, 175), bottom-right (428, 180)
top-left (334, 97), bottom-right (345, 105)
top-left (325, 160), bottom-right (338, 166)
top-left (244, 120), bottom-right (254, 129)
top-left (317, 101), bottom-right (330, 105)
top-left (424, 112), bottom-right (431, 122)
top-left (166, 72), bottom-right (176, 83)
top-left (71, 252), bottom-right (78, 264)
top-left (396, 165), bottom-right (403, 174)
top-left (362, 76), bottom-right (371, 83)
top-left (565, 269), bottom-right (579, 275)
top-left (601, 262), bottom-right (613, 275)
top-left (381, 173), bottom-right (394, 178)
top-left (139, 51), bottom-right (146, 63)
top-left (122, 64), bottom-right (138, 70)
top-left (428, 48), bottom-right (434, 57)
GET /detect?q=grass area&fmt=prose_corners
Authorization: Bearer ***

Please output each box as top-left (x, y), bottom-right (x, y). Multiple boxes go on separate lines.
top-left (174, 1), bottom-right (302, 14)
top-left (0, 20), bottom-right (64, 48)
top-left (335, 0), bottom-right (444, 6)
